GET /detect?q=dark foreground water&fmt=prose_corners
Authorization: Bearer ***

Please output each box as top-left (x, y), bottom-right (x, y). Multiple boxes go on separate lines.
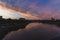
top-left (3, 23), bottom-right (60, 40)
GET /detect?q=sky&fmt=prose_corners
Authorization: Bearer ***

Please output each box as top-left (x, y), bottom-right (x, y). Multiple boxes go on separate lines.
top-left (0, 0), bottom-right (60, 19)
top-left (0, 2), bottom-right (40, 20)
top-left (0, 0), bottom-right (60, 40)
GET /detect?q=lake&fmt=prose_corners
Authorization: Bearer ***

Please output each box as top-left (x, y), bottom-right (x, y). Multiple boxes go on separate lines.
top-left (3, 23), bottom-right (60, 40)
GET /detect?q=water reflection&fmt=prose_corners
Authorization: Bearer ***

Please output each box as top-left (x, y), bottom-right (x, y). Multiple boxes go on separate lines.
top-left (3, 23), bottom-right (60, 40)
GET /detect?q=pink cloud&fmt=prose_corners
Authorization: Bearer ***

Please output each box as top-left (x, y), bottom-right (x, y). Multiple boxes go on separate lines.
top-left (28, 2), bottom-right (60, 20)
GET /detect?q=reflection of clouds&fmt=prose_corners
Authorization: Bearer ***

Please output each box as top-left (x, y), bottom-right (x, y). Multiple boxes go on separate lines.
top-left (51, 35), bottom-right (60, 40)
top-left (3, 23), bottom-right (60, 40)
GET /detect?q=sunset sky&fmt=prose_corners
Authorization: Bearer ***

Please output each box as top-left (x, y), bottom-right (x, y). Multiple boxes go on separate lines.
top-left (1, 0), bottom-right (60, 40)
top-left (0, 0), bottom-right (60, 19)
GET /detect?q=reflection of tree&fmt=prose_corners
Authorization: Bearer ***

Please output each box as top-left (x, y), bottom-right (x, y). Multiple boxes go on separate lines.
top-left (0, 17), bottom-right (60, 40)
top-left (0, 18), bottom-right (41, 40)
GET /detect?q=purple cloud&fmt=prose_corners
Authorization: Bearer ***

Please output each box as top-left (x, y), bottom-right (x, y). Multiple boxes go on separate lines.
top-left (0, 0), bottom-right (60, 19)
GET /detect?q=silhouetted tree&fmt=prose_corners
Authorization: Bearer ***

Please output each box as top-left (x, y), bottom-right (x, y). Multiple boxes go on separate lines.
top-left (0, 16), bottom-right (60, 40)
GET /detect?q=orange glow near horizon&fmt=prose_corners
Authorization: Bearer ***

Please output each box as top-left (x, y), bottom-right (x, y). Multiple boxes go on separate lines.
top-left (0, 2), bottom-right (40, 20)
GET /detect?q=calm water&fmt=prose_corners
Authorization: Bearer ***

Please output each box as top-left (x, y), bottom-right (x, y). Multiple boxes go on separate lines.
top-left (3, 23), bottom-right (60, 40)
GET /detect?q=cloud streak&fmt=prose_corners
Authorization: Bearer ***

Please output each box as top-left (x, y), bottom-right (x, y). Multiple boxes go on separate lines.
top-left (0, 0), bottom-right (60, 19)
